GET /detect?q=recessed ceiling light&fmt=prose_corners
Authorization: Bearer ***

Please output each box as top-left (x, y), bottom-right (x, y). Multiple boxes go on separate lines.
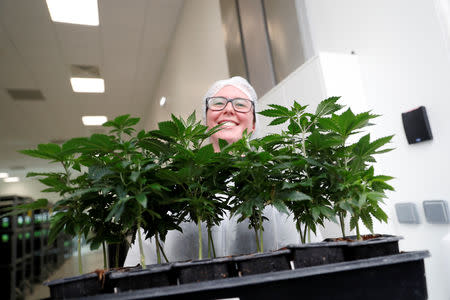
top-left (82, 116), bottom-right (107, 126)
top-left (160, 97), bottom-right (167, 106)
top-left (70, 78), bottom-right (105, 93)
top-left (4, 177), bottom-right (19, 183)
top-left (46, 0), bottom-right (99, 26)
top-left (0, 173), bottom-right (8, 179)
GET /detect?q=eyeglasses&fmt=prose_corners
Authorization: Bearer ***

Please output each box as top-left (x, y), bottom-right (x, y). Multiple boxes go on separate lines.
top-left (206, 97), bottom-right (254, 113)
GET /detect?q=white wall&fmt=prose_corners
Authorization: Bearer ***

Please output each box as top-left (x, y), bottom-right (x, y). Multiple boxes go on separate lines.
top-left (302, 1), bottom-right (450, 299)
top-left (0, 177), bottom-right (59, 203)
top-left (255, 53), bottom-right (387, 236)
top-left (143, 0), bottom-right (229, 130)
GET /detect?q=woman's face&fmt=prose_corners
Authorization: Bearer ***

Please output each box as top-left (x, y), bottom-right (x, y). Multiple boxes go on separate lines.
top-left (206, 85), bottom-right (255, 151)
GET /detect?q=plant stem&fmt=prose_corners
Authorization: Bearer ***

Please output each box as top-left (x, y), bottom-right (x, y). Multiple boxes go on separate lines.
top-left (77, 233), bottom-right (82, 274)
top-left (209, 228), bottom-right (216, 258)
top-left (207, 231), bottom-right (211, 258)
top-left (339, 212), bottom-right (346, 238)
top-left (198, 216), bottom-right (203, 260)
top-left (259, 212), bottom-right (263, 252)
top-left (115, 244), bottom-right (120, 268)
top-left (307, 226), bottom-right (311, 243)
top-left (356, 222), bottom-right (361, 240)
top-left (303, 223), bottom-right (308, 244)
top-left (137, 221), bottom-right (146, 269)
top-left (160, 242), bottom-right (169, 263)
top-left (155, 234), bottom-right (162, 264)
top-left (102, 241), bottom-right (107, 269)
top-left (254, 226), bottom-right (261, 252)
top-left (297, 221), bottom-right (304, 244)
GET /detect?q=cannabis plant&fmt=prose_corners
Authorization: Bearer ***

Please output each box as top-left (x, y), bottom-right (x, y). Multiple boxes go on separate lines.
top-left (259, 97), bottom-right (394, 241)
top-left (149, 112), bottom-right (230, 259)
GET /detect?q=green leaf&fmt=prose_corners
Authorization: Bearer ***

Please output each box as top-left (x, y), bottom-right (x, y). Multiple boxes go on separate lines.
top-left (314, 96), bottom-right (342, 118)
top-left (269, 117), bottom-right (289, 126)
top-left (158, 121), bottom-right (179, 137)
top-left (272, 201), bottom-right (289, 215)
top-left (312, 207), bottom-right (320, 221)
top-left (130, 171), bottom-right (140, 182)
top-left (287, 119), bottom-right (301, 134)
top-left (281, 182), bottom-right (301, 190)
top-left (187, 111), bottom-right (196, 125)
top-left (371, 206), bottom-right (388, 222)
top-left (349, 215), bottom-right (359, 231)
top-left (88, 165), bottom-right (114, 182)
top-left (136, 193), bottom-right (147, 208)
top-left (360, 210), bottom-right (374, 232)
top-left (286, 191), bottom-right (311, 201)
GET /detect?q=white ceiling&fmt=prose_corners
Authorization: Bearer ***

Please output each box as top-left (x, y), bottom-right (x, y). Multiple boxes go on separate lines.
top-left (0, 0), bottom-right (184, 173)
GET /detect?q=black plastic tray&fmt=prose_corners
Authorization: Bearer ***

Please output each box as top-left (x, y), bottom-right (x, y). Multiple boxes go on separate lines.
top-left (79, 251), bottom-right (429, 300)
top-left (44, 271), bottom-right (103, 299)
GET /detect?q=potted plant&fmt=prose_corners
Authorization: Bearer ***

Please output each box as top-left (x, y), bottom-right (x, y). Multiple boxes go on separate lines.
top-left (258, 97), bottom-right (400, 265)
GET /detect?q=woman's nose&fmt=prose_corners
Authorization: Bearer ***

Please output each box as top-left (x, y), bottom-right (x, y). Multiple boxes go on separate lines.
top-left (223, 102), bottom-right (234, 113)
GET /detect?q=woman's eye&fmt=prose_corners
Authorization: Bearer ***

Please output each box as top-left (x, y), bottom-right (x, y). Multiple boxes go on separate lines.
top-left (234, 100), bottom-right (249, 108)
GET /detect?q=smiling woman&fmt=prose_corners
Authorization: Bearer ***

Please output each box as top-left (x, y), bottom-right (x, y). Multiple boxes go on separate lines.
top-left (204, 76), bottom-right (257, 152)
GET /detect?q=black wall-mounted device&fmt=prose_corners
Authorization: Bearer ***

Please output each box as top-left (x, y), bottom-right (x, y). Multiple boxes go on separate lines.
top-left (401, 106), bottom-right (432, 144)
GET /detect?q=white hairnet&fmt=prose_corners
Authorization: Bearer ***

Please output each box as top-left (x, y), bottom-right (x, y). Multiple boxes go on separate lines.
top-left (202, 76), bottom-right (258, 123)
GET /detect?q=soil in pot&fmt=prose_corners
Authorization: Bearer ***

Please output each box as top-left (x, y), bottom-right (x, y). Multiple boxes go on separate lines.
top-left (173, 257), bottom-right (236, 284)
top-left (106, 263), bottom-right (175, 293)
top-left (324, 234), bottom-right (402, 261)
top-left (286, 242), bottom-right (346, 268)
top-left (233, 249), bottom-right (291, 276)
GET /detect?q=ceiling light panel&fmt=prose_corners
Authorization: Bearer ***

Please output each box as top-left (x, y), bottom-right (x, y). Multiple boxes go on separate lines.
top-left (0, 173), bottom-right (8, 179)
top-left (46, 0), bottom-right (100, 26)
top-left (82, 116), bottom-right (107, 126)
top-left (4, 177), bottom-right (19, 183)
top-left (70, 78), bottom-right (105, 93)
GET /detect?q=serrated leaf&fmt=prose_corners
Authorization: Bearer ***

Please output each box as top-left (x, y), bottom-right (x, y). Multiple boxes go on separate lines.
top-left (282, 182), bottom-right (301, 190)
top-left (158, 121), bottom-right (179, 137)
top-left (269, 117), bottom-right (289, 126)
top-left (272, 201), bottom-right (289, 215)
top-left (136, 193), bottom-right (147, 208)
top-left (314, 96), bottom-right (342, 118)
top-left (311, 207), bottom-right (320, 221)
top-left (286, 191), bottom-right (311, 201)
top-left (360, 211), bottom-right (373, 232)
top-left (130, 171), bottom-right (139, 182)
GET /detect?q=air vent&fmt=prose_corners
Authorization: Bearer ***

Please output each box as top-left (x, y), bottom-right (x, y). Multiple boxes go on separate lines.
top-left (70, 65), bottom-right (100, 78)
top-left (7, 89), bottom-right (45, 101)
top-left (9, 166), bottom-right (25, 170)
top-left (50, 139), bottom-right (67, 144)
top-left (87, 128), bottom-right (107, 135)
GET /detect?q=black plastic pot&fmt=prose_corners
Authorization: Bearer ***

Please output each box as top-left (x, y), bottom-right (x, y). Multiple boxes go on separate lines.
top-left (106, 264), bottom-right (174, 293)
top-left (287, 241), bottom-right (347, 268)
top-left (173, 257), bottom-right (236, 284)
top-left (44, 271), bottom-right (104, 299)
top-left (343, 234), bottom-right (402, 260)
top-left (107, 241), bottom-right (129, 268)
top-left (233, 249), bottom-right (291, 276)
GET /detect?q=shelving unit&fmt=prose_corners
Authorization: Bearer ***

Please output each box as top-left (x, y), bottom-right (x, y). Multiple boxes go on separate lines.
top-left (0, 195), bottom-right (34, 300)
top-left (0, 195), bottom-right (74, 300)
